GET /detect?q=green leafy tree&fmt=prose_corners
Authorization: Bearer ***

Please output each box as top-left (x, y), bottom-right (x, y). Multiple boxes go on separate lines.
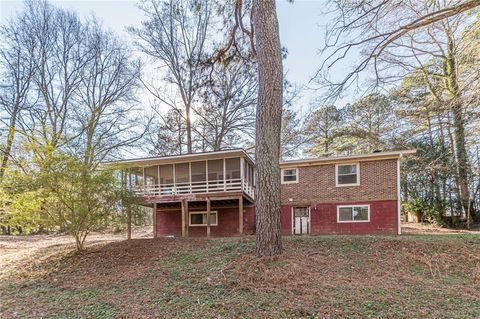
top-left (303, 105), bottom-right (344, 157)
top-left (0, 170), bottom-right (53, 235)
top-left (342, 93), bottom-right (397, 153)
top-left (39, 153), bottom-right (118, 250)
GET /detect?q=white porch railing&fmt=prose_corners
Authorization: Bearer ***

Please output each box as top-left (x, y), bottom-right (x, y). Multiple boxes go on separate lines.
top-left (132, 178), bottom-right (255, 199)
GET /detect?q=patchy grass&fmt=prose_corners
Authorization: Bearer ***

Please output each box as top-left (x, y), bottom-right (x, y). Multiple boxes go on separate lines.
top-left (1, 234), bottom-right (479, 319)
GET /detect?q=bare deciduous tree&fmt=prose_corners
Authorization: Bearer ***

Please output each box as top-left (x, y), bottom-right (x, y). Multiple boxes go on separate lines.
top-left (130, 0), bottom-right (215, 154)
top-left (1, 1), bottom-right (144, 250)
top-left (0, 14), bottom-right (35, 181)
top-left (316, 0), bottom-right (480, 98)
top-left (73, 19), bottom-right (142, 169)
top-left (145, 107), bottom-right (185, 156)
top-left (195, 59), bottom-right (257, 151)
top-left (21, 1), bottom-right (89, 165)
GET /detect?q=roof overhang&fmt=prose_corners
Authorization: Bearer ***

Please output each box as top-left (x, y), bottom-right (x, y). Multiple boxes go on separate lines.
top-left (280, 150), bottom-right (416, 168)
top-left (103, 149), bottom-right (254, 169)
top-left (103, 149), bottom-right (415, 169)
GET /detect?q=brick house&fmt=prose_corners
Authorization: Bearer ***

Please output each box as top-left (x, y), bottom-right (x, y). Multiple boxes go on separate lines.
top-left (109, 149), bottom-right (414, 237)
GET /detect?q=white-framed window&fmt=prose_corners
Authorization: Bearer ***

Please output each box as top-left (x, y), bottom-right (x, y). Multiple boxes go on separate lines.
top-left (336, 163), bottom-right (360, 186)
top-left (281, 168), bottom-right (298, 184)
top-left (189, 211), bottom-right (218, 226)
top-left (337, 205), bottom-right (370, 223)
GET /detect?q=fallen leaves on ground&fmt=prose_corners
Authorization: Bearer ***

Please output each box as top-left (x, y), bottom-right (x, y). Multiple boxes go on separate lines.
top-left (1, 232), bottom-right (479, 319)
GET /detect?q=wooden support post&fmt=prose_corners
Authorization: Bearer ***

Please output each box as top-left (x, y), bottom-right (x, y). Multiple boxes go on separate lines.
top-left (206, 198), bottom-right (211, 238)
top-left (181, 200), bottom-right (186, 238)
top-left (185, 200), bottom-right (189, 238)
top-left (240, 157), bottom-right (245, 191)
top-left (153, 203), bottom-right (157, 239)
top-left (239, 196), bottom-right (243, 235)
top-left (127, 207), bottom-right (132, 240)
top-left (123, 169), bottom-right (132, 241)
top-left (128, 168), bottom-right (132, 188)
top-left (223, 158), bottom-right (227, 191)
top-left (142, 167), bottom-right (146, 194)
top-left (173, 164), bottom-right (176, 194)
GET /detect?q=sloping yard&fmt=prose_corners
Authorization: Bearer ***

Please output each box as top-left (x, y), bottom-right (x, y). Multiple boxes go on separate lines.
top-left (1, 232), bottom-right (479, 319)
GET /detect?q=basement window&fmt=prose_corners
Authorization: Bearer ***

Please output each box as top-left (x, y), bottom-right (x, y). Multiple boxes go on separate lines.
top-left (337, 205), bottom-right (370, 223)
top-left (336, 163), bottom-right (359, 186)
top-left (189, 211), bottom-right (218, 226)
top-left (281, 168), bottom-right (298, 184)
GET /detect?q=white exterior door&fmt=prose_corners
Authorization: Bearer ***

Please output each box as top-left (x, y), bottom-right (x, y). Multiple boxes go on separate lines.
top-left (293, 207), bottom-right (310, 235)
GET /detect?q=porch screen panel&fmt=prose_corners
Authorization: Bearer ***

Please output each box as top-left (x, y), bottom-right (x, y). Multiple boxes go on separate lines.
top-left (144, 166), bottom-right (159, 195)
top-left (191, 161), bottom-right (206, 193)
top-left (131, 167), bottom-right (144, 187)
top-left (144, 166), bottom-right (158, 185)
top-left (208, 159), bottom-right (224, 191)
top-left (126, 169), bottom-right (133, 188)
top-left (175, 163), bottom-right (190, 184)
top-left (159, 165), bottom-right (174, 195)
top-left (226, 158), bottom-right (240, 190)
top-left (248, 163), bottom-right (254, 186)
top-left (244, 159), bottom-right (248, 181)
top-left (159, 165), bottom-right (173, 184)
top-left (225, 158), bottom-right (240, 179)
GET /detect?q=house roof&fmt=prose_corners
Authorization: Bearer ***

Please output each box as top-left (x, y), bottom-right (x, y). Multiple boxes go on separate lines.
top-left (279, 150), bottom-right (416, 168)
top-left (104, 149), bottom-right (415, 169)
top-left (104, 149), bottom-right (255, 168)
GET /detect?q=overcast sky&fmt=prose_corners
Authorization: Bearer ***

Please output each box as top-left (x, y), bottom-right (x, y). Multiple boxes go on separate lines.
top-left (1, 0), bottom-right (351, 115)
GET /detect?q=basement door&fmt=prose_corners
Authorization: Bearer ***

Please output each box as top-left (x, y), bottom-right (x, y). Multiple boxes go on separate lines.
top-left (293, 207), bottom-right (310, 235)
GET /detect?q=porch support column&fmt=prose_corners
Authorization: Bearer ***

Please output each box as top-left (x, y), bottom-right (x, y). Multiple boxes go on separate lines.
top-left (240, 157), bottom-right (245, 191)
top-left (223, 158), bottom-right (227, 191)
top-left (239, 196), bottom-right (243, 235)
top-left (143, 167), bottom-right (146, 194)
top-left (127, 206), bottom-right (132, 240)
top-left (185, 200), bottom-right (189, 238)
top-left (181, 200), bottom-right (186, 238)
top-left (206, 198), bottom-right (211, 238)
top-left (153, 203), bottom-right (157, 239)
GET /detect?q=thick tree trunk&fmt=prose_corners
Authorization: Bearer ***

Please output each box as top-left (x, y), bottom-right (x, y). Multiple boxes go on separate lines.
top-left (253, 0), bottom-right (283, 257)
top-left (0, 106), bottom-right (19, 181)
top-left (452, 101), bottom-right (471, 219)
top-left (444, 35), bottom-right (471, 220)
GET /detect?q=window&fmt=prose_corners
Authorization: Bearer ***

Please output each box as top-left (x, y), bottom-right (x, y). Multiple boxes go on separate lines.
top-left (337, 205), bottom-right (370, 223)
top-left (189, 211), bottom-right (218, 226)
top-left (281, 168), bottom-right (298, 184)
top-left (336, 163), bottom-right (359, 186)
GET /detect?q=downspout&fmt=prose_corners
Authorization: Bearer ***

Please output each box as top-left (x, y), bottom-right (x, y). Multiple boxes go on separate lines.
top-left (397, 154), bottom-right (402, 235)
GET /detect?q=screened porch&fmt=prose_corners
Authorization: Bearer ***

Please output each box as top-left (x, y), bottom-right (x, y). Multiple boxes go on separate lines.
top-left (125, 156), bottom-right (255, 199)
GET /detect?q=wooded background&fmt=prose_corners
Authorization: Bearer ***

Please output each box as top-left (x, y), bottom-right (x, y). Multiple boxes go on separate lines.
top-left (0, 0), bottom-right (478, 248)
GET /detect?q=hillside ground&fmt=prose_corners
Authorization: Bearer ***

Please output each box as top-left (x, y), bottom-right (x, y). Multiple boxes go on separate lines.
top-left (1, 225), bottom-right (479, 319)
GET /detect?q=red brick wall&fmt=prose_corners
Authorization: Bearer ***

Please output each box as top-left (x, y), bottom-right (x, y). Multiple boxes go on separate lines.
top-left (281, 200), bottom-right (398, 235)
top-left (155, 206), bottom-right (255, 237)
top-left (280, 206), bottom-right (292, 235)
top-left (156, 210), bottom-right (182, 237)
top-left (156, 201), bottom-right (397, 236)
top-left (281, 159), bottom-right (398, 205)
